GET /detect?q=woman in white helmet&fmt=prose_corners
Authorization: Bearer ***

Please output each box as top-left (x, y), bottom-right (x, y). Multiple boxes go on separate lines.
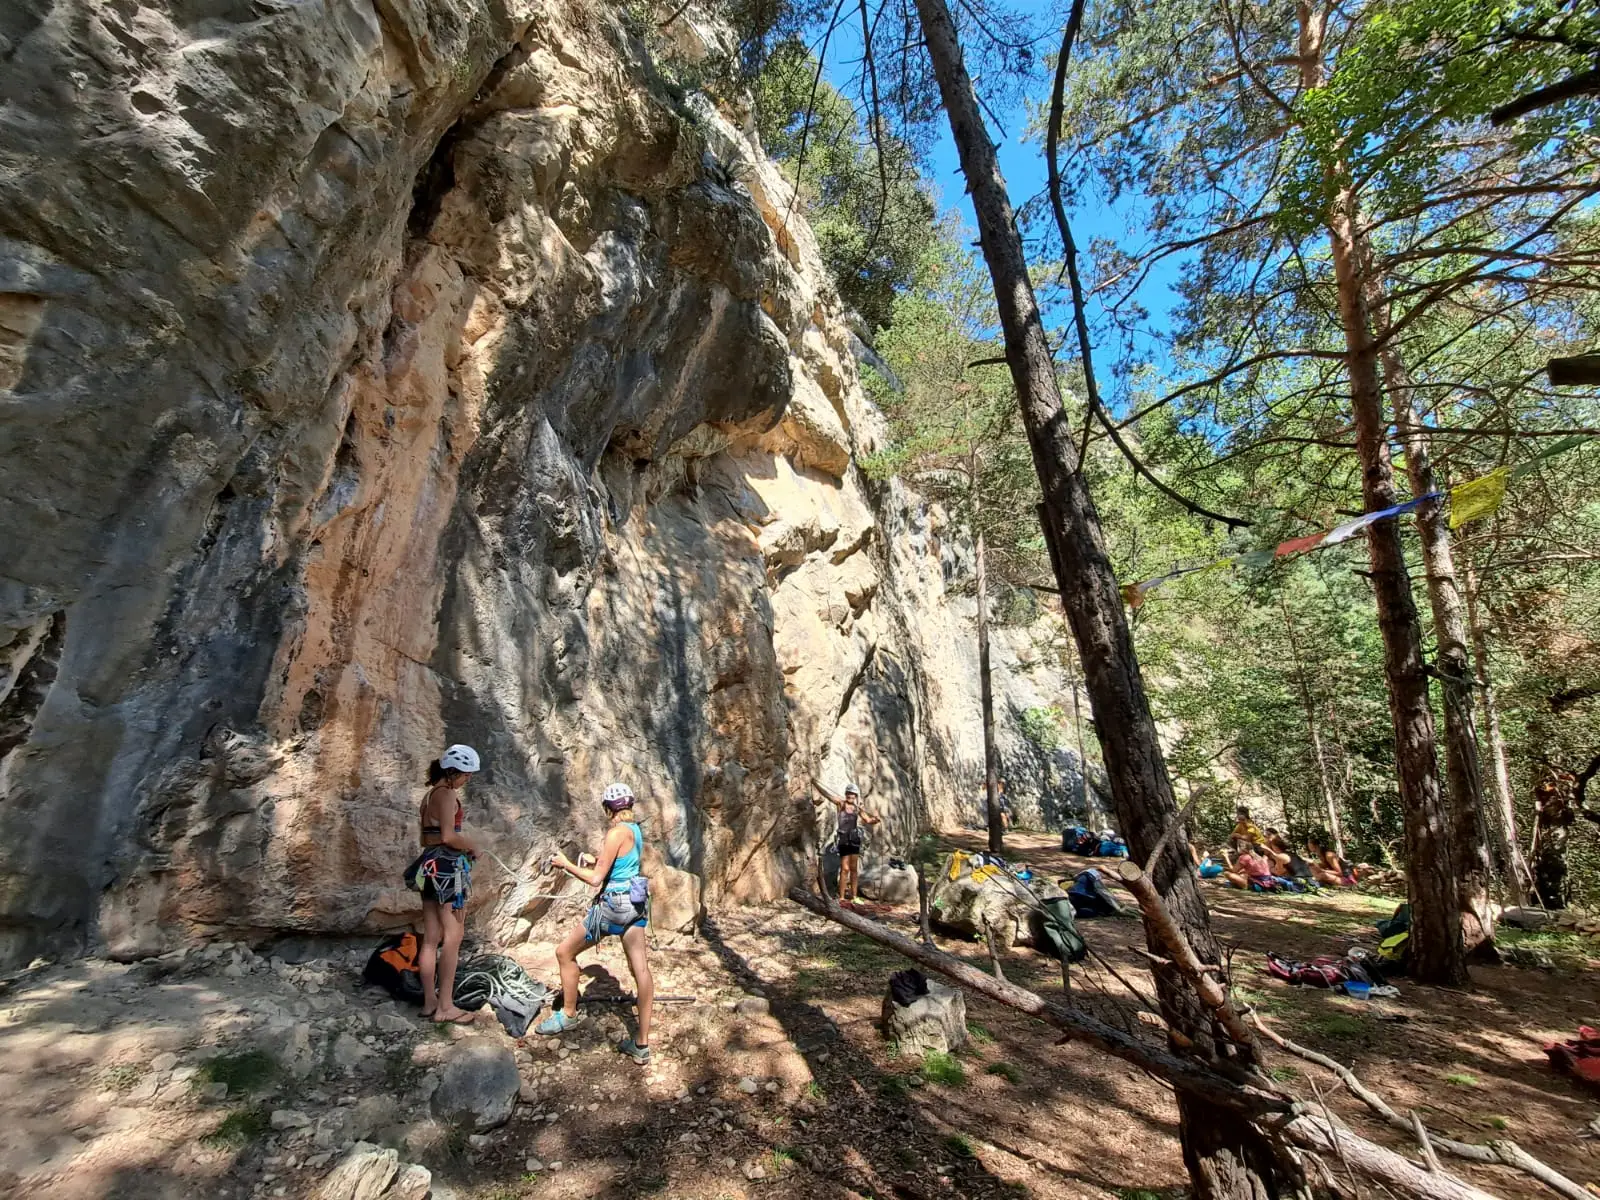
top-left (404, 743), bottom-right (481, 1023)
top-left (536, 782), bottom-right (655, 1065)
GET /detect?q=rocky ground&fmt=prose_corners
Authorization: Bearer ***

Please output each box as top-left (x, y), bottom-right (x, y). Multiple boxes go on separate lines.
top-left (3, 832), bottom-right (1598, 1200)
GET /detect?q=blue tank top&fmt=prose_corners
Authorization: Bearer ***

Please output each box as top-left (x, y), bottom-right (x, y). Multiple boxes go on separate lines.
top-left (604, 822), bottom-right (642, 892)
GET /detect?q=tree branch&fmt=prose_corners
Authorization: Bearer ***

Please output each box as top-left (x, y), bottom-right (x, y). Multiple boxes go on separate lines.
top-left (1045, 3), bottom-right (1251, 530)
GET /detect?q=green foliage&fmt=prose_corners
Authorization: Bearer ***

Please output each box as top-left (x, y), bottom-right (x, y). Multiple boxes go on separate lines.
top-left (1019, 706), bottom-right (1065, 753)
top-left (920, 1049), bottom-right (966, 1086)
top-left (966, 1022), bottom-right (994, 1044)
top-left (202, 1105), bottom-right (270, 1148)
top-left (102, 1064), bottom-right (144, 1091)
top-left (945, 1133), bottom-right (976, 1158)
top-left (1444, 1072), bottom-right (1479, 1087)
top-left (753, 39), bottom-right (936, 330)
top-left (196, 1050), bottom-right (277, 1095)
top-left (985, 1060), bottom-right (1022, 1083)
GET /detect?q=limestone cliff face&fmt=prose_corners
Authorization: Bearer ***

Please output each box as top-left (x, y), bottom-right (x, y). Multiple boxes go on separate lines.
top-left (0, 0), bottom-right (1090, 964)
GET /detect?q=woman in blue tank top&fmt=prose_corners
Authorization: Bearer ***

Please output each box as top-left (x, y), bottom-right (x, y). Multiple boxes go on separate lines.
top-left (537, 782), bottom-right (655, 1065)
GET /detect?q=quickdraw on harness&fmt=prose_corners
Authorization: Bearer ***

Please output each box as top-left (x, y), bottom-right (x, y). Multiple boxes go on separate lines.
top-left (405, 846), bottom-right (472, 908)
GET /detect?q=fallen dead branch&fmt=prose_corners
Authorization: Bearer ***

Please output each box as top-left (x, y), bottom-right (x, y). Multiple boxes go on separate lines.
top-left (1115, 859), bottom-right (1260, 1055)
top-left (789, 886), bottom-right (1285, 1114)
top-left (1253, 1011), bottom-right (1588, 1200)
top-left (789, 886), bottom-right (1509, 1200)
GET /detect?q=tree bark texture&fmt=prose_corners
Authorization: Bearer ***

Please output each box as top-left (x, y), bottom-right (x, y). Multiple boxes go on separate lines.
top-left (1376, 316), bottom-right (1497, 949)
top-left (1299, 0), bottom-right (1466, 986)
top-left (912, 1), bottom-right (1296, 1192)
top-left (1328, 204), bottom-right (1466, 986)
top-left (976, 529), bottom-right (1003, 852)
top-left (1464, 556), bottom-right (1534, 899)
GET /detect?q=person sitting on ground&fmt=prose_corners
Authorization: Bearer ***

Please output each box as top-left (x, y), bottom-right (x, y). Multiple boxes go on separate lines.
top-left (1230, 805), bottom-right (1266, 847)
top-left (1196, 844), bottom-right (1226, 879)
top-left (1223, 841), bottom-right (1275, 890)
top-left (814, 778), bottom-right (881, 903)
top-left (407, 744), bottom-right (482, 1024)
top-left (536, 782), bottom-right (655, 1065)
top-left (1266, 830), bottom-right (1317, 885)
top-left (1306, 833), bottom-right (1357, 887)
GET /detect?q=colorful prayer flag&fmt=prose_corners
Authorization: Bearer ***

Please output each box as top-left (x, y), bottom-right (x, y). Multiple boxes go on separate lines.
top-left (1448, 468), bottom-right (1509, 529)
top-left (1274, 530), bottom-right (1328, 557)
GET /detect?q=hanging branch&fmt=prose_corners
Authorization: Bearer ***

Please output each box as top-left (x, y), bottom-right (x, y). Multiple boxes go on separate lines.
top-left (1044, 0), bottom-right (1252, 529)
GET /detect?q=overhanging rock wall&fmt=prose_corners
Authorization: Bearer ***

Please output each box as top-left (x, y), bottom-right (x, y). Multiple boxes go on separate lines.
top-left (0, 0), bottom-right (1090, 965)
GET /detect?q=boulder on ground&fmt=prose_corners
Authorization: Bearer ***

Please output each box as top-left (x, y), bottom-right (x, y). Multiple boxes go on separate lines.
top-left (928, 852), bottom-right (1069, 950)
top-left (881, 976), bottom-right (967, 1056)
top-left (430, 1041), bottom-right (520, 1131)
top-left (858, 861), bottom-right (917, 906)
top-left (312, 1141), bottom-right (429, 1200)
top-left (1501, 906), bottom-right (1551, 931)
top-left (643, 856), bottom-right (704, 933)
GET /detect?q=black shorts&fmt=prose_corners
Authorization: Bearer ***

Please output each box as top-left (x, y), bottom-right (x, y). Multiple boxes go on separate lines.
top-left (838, 835), bottom-right (863, 858)
top-left (405, 847), bottom-right (471, 910)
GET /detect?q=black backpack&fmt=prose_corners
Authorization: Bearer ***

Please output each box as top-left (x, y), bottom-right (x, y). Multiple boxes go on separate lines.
top-left (362, 932), bottom-right (424, 1004)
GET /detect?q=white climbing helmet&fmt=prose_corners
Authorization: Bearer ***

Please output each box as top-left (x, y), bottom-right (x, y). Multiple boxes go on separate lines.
top-left (439, 744), bottom-right (481, 774)
top-left (601, 781), bottom-right (636, 812)
top-left (843, 782), bottom-right (860, 797)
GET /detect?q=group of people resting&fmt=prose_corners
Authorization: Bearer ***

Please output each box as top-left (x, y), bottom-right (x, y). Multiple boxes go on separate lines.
top-left (1196, 806), bottom-right (1357, 892)
top-left (404, 744), bottom-right (655, 1065)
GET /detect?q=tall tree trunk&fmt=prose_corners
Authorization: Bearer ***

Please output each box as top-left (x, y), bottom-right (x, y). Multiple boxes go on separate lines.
top-left (976, 528), bottom-right (1003, 852)
top-left (1379, 340), bottom-right (1497, 950)
top-left (1463, 555), bottom-right (1534, 899)
top-left (1278, 591), bottom-right (1346, 858)
top-left (913, 2), bottom-right (1299, 1193)
top-left (1300, 0), bottom-right (1466, 987)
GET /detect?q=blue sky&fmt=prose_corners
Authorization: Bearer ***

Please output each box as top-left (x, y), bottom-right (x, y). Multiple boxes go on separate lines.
top-left (817, 5), bottom-right (1185, 393)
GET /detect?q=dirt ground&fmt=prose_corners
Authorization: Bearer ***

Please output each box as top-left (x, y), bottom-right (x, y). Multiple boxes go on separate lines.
top-left (2, 829), bottom-right (1597, 1200)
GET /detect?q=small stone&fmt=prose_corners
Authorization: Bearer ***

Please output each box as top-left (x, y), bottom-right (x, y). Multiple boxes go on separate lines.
top-left (722, 1157), bottom-right (738, 1170)
top-left (151, 1052), bottom-right (179, 1073)
top-left (743, 1162), bottom-right (767, 1181)
top-left (221, 964), bottom-right (245, 978)
top-left (696, 1086), bottom-right (707, 1095)
top-left (544, 1113), bottom-right (559, 1123)
top-left (201, 1081), bottom-right (228, 1101)
top-left (468, 1134), bottom-right (491, 1149)
top-left (170, 1066), bottom-right (198, 1083)
top-left (127, 1077), bottom-right (159, 1102)
top-left (270, 1110), bottom-right (311, 1131)
top-left (816, 1052), bottom-right (830, 1064)
top-left (524, 1158), bottom-right (544, 1172)
top-left (734, 996), bottom-right (770, 1017)
top-left (737, 1077), bottom-right (759, 1094)
top-left (549, 1161), bottom-right (563, 1171)
top-left (518, 1081), bottom-right (539, 1103)
top-left (377, 1013), bottom-right (413, 1035)
top-left (908, 1075), bottom-right (925, 1088)
top-left (763, 1082), bottom-right (779, 1094)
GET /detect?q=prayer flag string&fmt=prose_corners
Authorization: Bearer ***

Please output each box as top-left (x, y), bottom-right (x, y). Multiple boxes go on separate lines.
top-left (1117, 438), bottom-right (1591, 606)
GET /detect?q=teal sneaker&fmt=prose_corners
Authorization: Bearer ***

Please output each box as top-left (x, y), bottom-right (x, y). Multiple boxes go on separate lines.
top-left (618, 1037), bottom-right (651, 1065)
top-left (535, 1009), bottom-right (573, 1036)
